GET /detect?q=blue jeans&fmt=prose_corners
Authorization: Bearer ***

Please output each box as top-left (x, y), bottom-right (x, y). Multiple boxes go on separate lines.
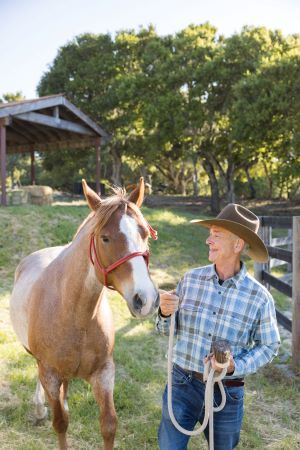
top-left (158, 365), bottom-right (244, 450)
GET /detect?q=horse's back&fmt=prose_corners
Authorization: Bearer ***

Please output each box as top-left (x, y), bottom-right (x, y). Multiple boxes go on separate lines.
top-left (10, 246), bottom-right (65, 348)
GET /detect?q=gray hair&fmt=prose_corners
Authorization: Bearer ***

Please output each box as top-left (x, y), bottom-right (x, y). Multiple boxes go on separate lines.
top-left (241, 242), bottom-right (250, 256)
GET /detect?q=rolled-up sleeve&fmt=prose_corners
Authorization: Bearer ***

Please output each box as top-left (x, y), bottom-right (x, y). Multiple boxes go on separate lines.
top-left (233, 291), bottom-right (281, 377)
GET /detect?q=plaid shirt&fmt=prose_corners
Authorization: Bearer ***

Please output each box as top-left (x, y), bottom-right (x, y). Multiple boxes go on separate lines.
top-left (156, 263), bottom-right (280, 378)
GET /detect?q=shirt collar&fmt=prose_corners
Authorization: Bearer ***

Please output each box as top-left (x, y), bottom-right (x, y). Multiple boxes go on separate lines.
top-left (207, 262), bottom-right (247, 287)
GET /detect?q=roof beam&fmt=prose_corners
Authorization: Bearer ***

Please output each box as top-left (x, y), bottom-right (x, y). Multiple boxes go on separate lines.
top-left (0, 95), bottom-right (66, 118)
top-left (7, 137), bottom-right (96, 154)
top-left (14, 112), bottom-right (96, 136)
top-left (63, 98), bottom-right (110, 140)
top-left (8, 120), bottom-right (37, 143)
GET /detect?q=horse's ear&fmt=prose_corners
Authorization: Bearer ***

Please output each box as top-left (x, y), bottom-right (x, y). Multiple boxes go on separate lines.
top-left (128, 177), bottom-right (145, 208)
top-left (82, 179), bottom-right (101, 211)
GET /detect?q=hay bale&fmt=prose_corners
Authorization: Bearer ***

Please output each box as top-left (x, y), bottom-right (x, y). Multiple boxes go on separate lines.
top-left (6, 189), bottom-right (29, 205)
top-left (11, 189), bottom-right (29, 205)
top-left (22, 185), bottom-right (53, 205)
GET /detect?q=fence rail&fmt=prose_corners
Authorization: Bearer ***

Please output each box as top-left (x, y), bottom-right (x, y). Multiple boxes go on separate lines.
top-left (254, 216), bottom-right (300, 368)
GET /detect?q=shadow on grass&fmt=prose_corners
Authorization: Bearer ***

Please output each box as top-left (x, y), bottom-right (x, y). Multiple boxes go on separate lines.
top-left (1, 317), bottom-right (166, 449)
top-left (3, 315), bottom-right (300, 450)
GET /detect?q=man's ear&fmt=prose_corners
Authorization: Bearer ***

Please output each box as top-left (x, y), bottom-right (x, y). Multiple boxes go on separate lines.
top-left (128, 177), bottom-right (145, 208)
top-left (82, 179), bottom-right (101, 211)
top-left (235, 238), bottom-right (245, 254)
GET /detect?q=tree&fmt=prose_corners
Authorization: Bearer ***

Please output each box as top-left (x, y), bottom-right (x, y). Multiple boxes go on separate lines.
top-left (231, 52), bottom-right (300, 198)
top-left (38, 28), bottom-right (160, 186)
top-left (136, 23), bottom-right (219, 196)
top-left (186, 26), bottom-right (300, 210)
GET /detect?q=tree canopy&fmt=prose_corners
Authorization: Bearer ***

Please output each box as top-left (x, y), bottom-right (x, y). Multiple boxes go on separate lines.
top-left (14, 23), bottom-right (299, 210)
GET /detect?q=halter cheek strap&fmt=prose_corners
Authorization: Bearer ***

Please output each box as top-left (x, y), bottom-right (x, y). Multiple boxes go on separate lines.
top-left (89, 223), bottom-right (157, 289)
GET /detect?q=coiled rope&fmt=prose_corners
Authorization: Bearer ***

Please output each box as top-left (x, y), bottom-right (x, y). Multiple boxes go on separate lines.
top-left (167, 313), bottom-right (229, 450)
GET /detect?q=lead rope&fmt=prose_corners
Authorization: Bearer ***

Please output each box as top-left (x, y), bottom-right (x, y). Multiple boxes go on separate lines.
top-left (167, 313), bottom-right (229, 450)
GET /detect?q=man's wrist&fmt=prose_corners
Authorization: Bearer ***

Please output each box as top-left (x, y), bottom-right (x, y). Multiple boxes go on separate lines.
top-left (227, 360), bottom-right (235, 375)
top-left (158, 307), bottom-right (171, 318)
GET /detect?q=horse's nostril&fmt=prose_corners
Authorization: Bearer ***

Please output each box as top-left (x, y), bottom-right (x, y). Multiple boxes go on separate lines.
top-left (155, 292), bottom-right (160, 308)
top-left (133, 294), bottom-right (143, 312)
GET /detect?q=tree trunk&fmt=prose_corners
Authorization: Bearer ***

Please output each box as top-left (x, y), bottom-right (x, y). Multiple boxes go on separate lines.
top-left (180, 179), bottom-right (187, 195)
top-left (202, 158), bottom-right (220, 214)
top-left (192, 156), bottom-right (199, 196)
top-left (213, 155), bottom-right (236, 204)
top-left (245, 166), bottom-right (256, 199)
top-left (111, 147), bottom-right (122, 186)
top-left (227, 177), bottom-right (235, 203)
top-left (226, 164), bottom-right (235, 203)
top-left (262, 160), bottom-right (273, 198)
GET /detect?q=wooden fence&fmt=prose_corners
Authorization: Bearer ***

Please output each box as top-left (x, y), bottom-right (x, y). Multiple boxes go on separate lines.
top-left (254, 216), bottom-right (300, 369)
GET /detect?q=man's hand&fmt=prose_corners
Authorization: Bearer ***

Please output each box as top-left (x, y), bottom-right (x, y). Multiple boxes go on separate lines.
top-left (159, 290), bottom-right (179, 316)
top-left (204, 353), bottom-right (235, 374)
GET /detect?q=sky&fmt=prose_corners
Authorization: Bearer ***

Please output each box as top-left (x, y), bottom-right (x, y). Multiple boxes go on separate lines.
top-left (1, 0), bottom-right (300, 99)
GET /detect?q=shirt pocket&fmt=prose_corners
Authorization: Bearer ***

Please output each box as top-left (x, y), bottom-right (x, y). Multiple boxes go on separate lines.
top-left (225, 314), bottom-right (253, 345)
top-left (180, 296), bottom-right (202, 311)
top-left (180, 300), bottom-right (203, 335)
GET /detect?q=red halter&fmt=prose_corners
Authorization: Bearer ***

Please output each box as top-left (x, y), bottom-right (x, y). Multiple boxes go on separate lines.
top-left (89, 223), bottom-right (157, 289)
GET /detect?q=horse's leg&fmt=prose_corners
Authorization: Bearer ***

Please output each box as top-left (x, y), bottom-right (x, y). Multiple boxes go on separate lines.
top-left (33, 378), bottom-right (48, 422)
top-left (61, 381), bottom-right (69, 412)
top-left (89, 360), bottom-right (117, 450)
top-left (38, 364), bottom-right (69, 450)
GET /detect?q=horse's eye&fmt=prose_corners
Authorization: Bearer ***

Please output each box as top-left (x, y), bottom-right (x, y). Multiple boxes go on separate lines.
top-left (101, 236), bottom-right (109, 243)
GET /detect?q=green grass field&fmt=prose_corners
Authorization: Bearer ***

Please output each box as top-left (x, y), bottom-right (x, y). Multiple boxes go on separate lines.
top-left (0, 202), bottom-right (300, 449)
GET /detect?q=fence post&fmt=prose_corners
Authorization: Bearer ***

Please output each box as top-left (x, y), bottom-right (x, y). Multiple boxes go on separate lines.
top-left (262, 222), bottom-right (271, 289)
top-left (254, 223), bottom-right (264, 282)
top-left (287, 228), bottom-right (292, 273)
top-left (292, 216), bottom-right (300, 369)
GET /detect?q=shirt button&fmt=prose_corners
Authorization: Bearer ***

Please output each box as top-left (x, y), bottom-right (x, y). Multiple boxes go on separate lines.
top-left (208, 333), bottom-right (212, 337)
top-left (218, 291), bottom-right (221, 295)
top-left (213, 312), bottom-right (216, 315)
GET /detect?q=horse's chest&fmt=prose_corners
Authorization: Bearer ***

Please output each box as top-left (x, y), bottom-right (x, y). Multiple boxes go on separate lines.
top-left (77, 326), bottom-right (114, 378)
top-left (51, 327), bottom-right (113, 378)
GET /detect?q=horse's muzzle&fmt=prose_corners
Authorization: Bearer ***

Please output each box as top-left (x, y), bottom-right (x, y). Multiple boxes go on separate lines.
top-left (133, 293), bottom-right (144, 312)
top-left (131, 291), bottom-right (159, 317)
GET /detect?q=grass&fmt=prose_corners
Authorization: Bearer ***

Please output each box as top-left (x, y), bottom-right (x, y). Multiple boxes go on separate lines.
top-left (0, 201), bottom-right (299, 449)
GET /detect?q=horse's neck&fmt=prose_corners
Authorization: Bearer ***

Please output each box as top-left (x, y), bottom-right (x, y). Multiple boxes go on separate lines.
top-left (59, 223), bottom-right (104, 328)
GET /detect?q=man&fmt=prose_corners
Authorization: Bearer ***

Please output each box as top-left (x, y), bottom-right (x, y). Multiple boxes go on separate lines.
top-left (156, 203), bottom-right (280, 450)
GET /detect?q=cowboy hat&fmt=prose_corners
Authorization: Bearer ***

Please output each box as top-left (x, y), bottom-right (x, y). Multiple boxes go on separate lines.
top-left (190, 203), bottom-right (268, 263)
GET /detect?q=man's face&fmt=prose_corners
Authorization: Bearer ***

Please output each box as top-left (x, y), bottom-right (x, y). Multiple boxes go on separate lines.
top-left (206, 226), bottom-right (240, 264)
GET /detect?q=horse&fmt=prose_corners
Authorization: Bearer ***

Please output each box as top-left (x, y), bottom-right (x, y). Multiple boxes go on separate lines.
top-left (9, 178), bottom-right (159, 450)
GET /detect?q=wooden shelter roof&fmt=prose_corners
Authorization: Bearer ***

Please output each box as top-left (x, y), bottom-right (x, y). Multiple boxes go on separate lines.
top-left (0, 94), bottom-right (110, 153)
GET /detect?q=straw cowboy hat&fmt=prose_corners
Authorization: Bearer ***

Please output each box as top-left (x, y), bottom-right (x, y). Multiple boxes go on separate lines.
top-left (191, 203), bottom-right (268, 263)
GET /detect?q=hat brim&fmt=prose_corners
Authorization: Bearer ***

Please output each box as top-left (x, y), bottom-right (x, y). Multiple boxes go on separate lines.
top-left (190, 218), bottom-right (268, 263)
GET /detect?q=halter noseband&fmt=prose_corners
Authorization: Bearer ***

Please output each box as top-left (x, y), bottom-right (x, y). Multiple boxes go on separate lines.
top-left (89, 222), bottom-right (157, 289)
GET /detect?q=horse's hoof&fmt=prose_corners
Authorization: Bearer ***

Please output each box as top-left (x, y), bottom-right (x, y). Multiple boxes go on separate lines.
top-left (33, 416), bottom-right (47, 426)
top-left (33, 405), bottom-right (48, 423)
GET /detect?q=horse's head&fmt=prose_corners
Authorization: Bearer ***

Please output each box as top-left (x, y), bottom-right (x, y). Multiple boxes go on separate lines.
top-left (83, 178), bottom-right (159, 318)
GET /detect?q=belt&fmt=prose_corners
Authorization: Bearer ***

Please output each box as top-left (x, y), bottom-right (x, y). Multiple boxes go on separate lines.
top-left (174, 364), bottom-right (244, 387)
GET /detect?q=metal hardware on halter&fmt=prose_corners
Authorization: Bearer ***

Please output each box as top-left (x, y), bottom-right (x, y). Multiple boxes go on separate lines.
top-left (147, 221), bottom-right (158, 240)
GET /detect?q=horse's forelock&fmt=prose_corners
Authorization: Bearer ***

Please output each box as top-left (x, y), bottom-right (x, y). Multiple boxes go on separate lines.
top-left (93, 188), bottom-right (133, 233)
top-left (75, 187), bottom-right (145, 237)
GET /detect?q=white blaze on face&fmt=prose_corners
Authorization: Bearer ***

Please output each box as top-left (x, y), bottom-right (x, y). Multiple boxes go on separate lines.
top-left (119, 214), bottom-right (156, 315)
